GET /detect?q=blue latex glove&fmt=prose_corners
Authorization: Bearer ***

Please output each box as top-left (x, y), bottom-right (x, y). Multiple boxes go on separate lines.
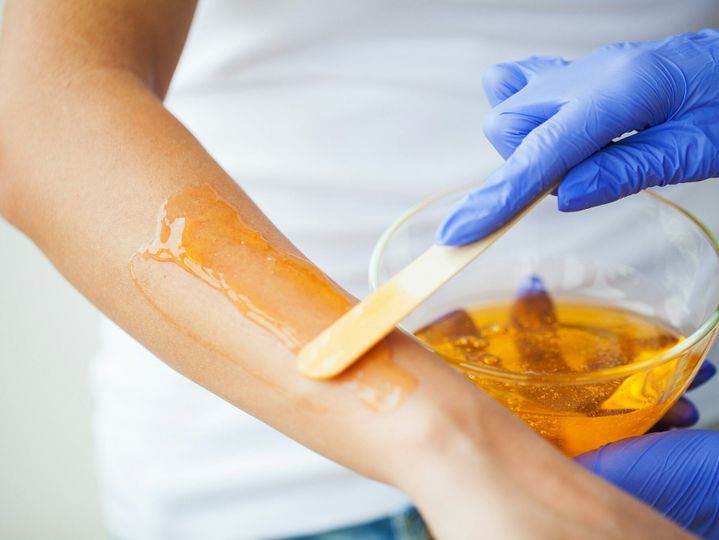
top-left (577, 430), bottom-right (719, 538)
top-left (437, 29), bottom-right (719, 245)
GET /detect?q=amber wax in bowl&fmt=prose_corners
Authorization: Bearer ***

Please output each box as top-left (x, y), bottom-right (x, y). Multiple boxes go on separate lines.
top-left (370, 187), bottom-right (719, 456)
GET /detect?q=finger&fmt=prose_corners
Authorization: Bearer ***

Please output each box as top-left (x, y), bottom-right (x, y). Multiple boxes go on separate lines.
top-left (482, 104), bottom-right (556, 159)
top-left (648, 419), bottom-right (671, 433)
top-left (558, 118), bottom-right (714, 211)
top-left (437, 103), bottom-right (605, 245)
top-left (438, 88), bottom-right (666, 245)
top-left (482, 56), bottom-right (568, 107)
top-left (511, 275), bottom-right (557, 329)
top-left (511, 275), bottom-right (568, 373)
top-left (659, 396), bottom-right (699, 428)
top-left (576, 430), bottom-right (719, 538)
top-left (689, 360), bottom-right (716, 391)
top-left (483, 63), bottom-right (529, 108)
top-left (482, 58), bottom-right (570, 158)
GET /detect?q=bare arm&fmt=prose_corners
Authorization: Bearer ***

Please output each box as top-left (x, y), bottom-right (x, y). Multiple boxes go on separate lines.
top-left (0, 2), bottom-right (689, 538)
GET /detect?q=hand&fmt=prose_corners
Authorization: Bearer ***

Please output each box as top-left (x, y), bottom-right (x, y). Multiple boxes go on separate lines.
top-left (577, 430), bottom-right (719, 538)
top-left (437, 29), bottom-right (719, 245)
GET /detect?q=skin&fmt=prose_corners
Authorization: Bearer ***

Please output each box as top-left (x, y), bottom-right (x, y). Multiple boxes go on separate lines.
top-left (0, 2), bottom-right (693, 538)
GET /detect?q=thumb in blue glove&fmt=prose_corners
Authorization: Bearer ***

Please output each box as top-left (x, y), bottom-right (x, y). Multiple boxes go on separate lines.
top-left (437, 29), bottom-right (719, 245)
top-left (577, 430), bottom-right (719, 539)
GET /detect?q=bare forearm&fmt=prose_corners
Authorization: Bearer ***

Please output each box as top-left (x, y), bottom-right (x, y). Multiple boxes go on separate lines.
top-left (0, 4), bottom-right (497, 489)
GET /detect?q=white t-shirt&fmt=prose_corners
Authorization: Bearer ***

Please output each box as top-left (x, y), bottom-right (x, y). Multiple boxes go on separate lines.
top-left (92, 1), bottom-right (719, 538)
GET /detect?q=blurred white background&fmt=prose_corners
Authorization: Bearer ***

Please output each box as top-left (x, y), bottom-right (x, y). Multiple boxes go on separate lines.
top-left (0, 3), bottom-right (103, 538)
top-left (0, 221), bottom-right (106, 539)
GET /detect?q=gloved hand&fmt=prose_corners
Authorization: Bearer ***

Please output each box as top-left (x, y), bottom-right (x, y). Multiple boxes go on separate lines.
top-left (437, 29), bottom-right (719, 245)
top-left (576, 430), bottom-right (719, 538)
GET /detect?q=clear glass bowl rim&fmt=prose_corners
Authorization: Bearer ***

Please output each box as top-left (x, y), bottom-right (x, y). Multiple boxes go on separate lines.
top-left (369, 184), bottom-right (719, 385)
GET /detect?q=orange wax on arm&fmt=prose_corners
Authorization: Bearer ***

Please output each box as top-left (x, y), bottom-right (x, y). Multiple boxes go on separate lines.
top-left (131, 184), bottom-right (415, 412)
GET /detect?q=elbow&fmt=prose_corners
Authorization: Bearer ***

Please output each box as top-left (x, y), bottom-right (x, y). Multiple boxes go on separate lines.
top-left (0, 56), bottom-right (46, 230)
top-left (0, 79), bottom-right (29, 230)
top-left (0, 143), bottom-right (23, 231)
top-left (0, 87), bottom-right (43, 234)
top-left (0, 181), bottom-right (9, 223)
top-left (0, 107), bottom-right (17, 226)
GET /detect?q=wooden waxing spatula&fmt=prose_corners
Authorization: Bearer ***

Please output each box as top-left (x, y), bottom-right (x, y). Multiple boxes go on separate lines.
top-left (297, 182), bottom-right (559, 379)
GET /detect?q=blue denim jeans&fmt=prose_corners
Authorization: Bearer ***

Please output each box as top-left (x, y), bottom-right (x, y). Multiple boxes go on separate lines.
top-left (283, 507), bottom-right (431, 540)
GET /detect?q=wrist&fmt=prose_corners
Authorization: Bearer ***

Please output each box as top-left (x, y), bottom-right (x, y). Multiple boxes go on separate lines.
top-left (373, 334), bottom-right (689, 539)
top-left (379, 332), bottom-right (508, 495)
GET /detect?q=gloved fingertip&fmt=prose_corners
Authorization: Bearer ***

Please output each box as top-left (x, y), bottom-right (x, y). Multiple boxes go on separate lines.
top-left (435, 201), bottom-right (474, 246)
top-left (557, 193), bottom-right (592, 212)
top-left (556, 174), bottom-right (601, 212)
top-left (556, 158), bottom-right (620, 212)
top-left (689, 360), bottom-right (717, 390)
top-left (482, 63), bottom-right (528, 107)
top-left (516, 274), bottom-right (547, 296)
top-left (662, 397), bottom-right (700, 428)
top-left (435, 180), bottom-right (519, 246)
top-left (574, 449), bottom-right (600, 471)
top-left (434, 204), bottom-right (488, 246)
top-left (434, 223), bottom-right (471, 246)
top-left (648, 420), bottom-right (671, 433)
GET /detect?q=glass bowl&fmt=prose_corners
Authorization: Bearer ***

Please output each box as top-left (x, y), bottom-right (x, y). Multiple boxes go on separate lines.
top-left (369, 185), bottom-right (719, 456)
